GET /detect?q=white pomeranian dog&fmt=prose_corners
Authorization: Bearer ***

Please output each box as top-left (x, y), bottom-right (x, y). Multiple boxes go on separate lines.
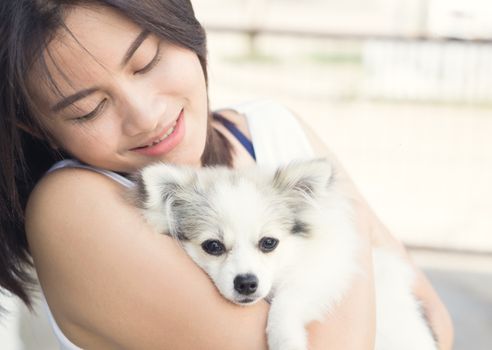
top-left (131, 159), bottom-right (437, 350)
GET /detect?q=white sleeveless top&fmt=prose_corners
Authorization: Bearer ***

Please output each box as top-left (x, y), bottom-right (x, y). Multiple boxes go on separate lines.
top-left (42, 100), bottom-right (314, 349)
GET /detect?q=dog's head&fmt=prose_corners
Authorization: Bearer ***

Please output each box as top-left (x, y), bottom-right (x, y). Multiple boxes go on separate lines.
top-left (132, 159), bottom-right (334, 305)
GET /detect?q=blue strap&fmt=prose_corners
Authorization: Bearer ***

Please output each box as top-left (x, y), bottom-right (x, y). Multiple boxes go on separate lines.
top-left (214, 114), bottom-right (256, 160)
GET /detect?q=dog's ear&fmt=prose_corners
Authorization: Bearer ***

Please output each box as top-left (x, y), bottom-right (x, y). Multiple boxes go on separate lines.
top-left (272, 158), bottom-right (334, 199)
top-left (128, 163), bottom-right (196, 233)
top-left (132, 163), bottom-right (195, 208)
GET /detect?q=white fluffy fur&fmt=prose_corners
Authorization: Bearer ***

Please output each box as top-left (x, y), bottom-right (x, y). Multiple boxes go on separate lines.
top-left (133, 159), bottom-right (437, 350)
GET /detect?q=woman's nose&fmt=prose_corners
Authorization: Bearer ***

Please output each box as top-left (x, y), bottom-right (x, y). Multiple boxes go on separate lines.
top-left (120, 86), bottom-right (168, 136)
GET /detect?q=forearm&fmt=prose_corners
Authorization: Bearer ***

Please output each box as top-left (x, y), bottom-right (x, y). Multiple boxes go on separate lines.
top-left (296, 114), bottom-right (453, 349)
top-left (365, 204), bottom-right (454, 350)
top-left (330, 155), bottom-right (454, 349)
top-left (411, 262), bottom-right (454, 350)
top-left (307, 269), bottom-right (376, 350)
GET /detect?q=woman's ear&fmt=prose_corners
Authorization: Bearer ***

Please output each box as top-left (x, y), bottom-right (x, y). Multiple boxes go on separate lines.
top-left (16, 122), bottom-right (59, 149)
top-left (16, 122), bottom-right (41, 138)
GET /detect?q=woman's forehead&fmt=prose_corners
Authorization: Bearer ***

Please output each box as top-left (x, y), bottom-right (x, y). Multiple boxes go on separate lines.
top-left (60, 6), bottom-right (141, 52)
top-left (33, 5), bottom-right (143, 105)
top-left (50, 5), bottom-right (142, 72)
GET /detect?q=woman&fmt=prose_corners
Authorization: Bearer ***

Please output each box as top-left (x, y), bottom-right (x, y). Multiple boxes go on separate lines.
top-left (0, 0), bottom-right (453, 349)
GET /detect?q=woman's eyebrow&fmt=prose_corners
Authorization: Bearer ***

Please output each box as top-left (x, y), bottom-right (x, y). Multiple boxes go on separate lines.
top-left (50, 30), bottom-right (151, 112)
top-left (120, 30), bottom-right (151, 68)
top-left (51, 87), bottom-right (98, 112)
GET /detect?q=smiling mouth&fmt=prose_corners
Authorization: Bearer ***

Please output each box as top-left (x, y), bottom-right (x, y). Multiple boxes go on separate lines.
top-left (133, 110), bottom-right (182, 150)
top-left (129, 109), bottom-right (185, 157)
top-left (134, 121), bottom-right (178, 149)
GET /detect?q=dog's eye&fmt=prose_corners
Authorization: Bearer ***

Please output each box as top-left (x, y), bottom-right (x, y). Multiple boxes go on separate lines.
top-left (201, 240), bottom-right (226, 256)
top-left (259, 237), bottom-right (279, 253)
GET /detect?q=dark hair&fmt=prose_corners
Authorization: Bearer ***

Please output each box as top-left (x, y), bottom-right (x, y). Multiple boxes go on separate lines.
top-left (0, 0), bottom-right (233, 309)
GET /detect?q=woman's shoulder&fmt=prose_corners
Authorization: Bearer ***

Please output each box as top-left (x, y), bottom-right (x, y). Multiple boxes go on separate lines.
top-left (214, 99), bottom-right (296, 137)
top-left (25, 167), bottom-right (131, 284)
top-left (26, 166), bottom-right (124, 226)
top-left (25, 164), bottom-right (142, 258)
top-left (220, 99), bottom-right (324, 165)
top-left (214, 107), bottom-right (252, 139)
top-left (24, 167), bottom-right (135, 345)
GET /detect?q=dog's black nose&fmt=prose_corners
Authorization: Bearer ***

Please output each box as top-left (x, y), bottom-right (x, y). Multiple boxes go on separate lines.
top-left (234, 274), bottom-right (258, 295)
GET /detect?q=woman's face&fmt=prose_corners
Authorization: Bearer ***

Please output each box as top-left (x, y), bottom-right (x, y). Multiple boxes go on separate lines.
top-left (30, 5), bottom-right (209, 172)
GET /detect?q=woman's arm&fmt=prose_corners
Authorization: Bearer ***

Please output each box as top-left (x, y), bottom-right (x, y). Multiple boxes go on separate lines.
top-left (26, 167), bottom-right (376, 349)
top-left (365, 205), bottom-right (454, 350)
top-left (26, 169), bottom-right (272, 350)
top-left (298, 116), bottom-right (454, 350)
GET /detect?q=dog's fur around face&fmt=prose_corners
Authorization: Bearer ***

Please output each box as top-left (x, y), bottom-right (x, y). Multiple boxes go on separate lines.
top-left (132, 160), bottom-right (344, 304)
top-left (131, 159), bottom-right (438, 350)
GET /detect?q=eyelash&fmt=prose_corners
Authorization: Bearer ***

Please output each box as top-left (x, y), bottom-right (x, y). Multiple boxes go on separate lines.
top-left (73, 98), bottom-right (108, 123)
top-left (134, 44), bottom-right (162, 75)
top-left (73, 45), bottom-right (162, 122)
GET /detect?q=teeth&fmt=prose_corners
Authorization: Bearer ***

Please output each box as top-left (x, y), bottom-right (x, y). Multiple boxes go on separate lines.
top-left (144, 122), bottom-right (177, 148)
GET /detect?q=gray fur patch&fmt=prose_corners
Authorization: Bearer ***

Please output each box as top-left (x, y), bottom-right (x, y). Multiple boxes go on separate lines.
top-left (128, 172), bottom-right (149, 209)
top-left (169, 188), bottom-right (221, 242)
top-left (291, 220), bottom-right (310, 236)
top-left (418, 298), bottom-right (439, 345)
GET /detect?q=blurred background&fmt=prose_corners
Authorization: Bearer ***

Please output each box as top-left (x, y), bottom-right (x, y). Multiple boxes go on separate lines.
top-left (1, 0), bottom-right (491, 348)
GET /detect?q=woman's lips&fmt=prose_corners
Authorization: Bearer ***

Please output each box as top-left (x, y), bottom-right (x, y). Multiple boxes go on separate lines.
top-left (131, 109), bottom-right (185, 157)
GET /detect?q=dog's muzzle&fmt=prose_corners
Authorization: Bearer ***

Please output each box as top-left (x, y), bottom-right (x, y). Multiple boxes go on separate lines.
top-left (234, 274), bottom-right (258, 295)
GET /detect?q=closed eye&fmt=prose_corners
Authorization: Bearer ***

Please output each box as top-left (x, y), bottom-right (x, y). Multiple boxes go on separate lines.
top-left (135, 43), bottom-right (162, 75)
top-left (73, 98), bottom-right (108, 122)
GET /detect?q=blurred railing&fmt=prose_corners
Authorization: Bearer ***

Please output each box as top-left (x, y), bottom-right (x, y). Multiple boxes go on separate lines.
top-left (205, 24), bottom-right (492, 43)
top-left (205, 24), bottom-right (492, 104)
